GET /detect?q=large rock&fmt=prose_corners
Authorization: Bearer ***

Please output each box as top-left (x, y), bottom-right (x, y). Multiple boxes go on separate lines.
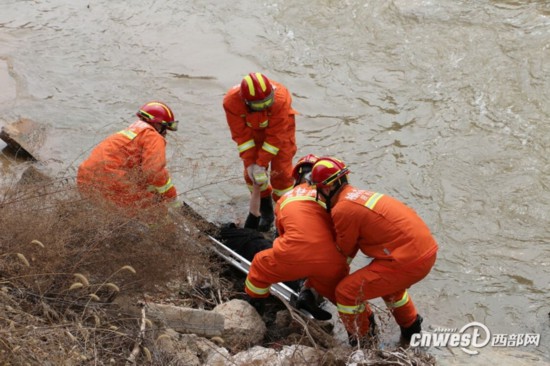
top-left (213, 299), bottom-right (267, 351)
top-left (155, 330), bottom-right (230, 366)
top-left (232, 346), bottom-right (278, 365)
top-left (232, 345), bottom-right (327, 366)
top-left (146, 303), bottom-right (225, 338)
top-left (277, 345), bottom-right (326, 366)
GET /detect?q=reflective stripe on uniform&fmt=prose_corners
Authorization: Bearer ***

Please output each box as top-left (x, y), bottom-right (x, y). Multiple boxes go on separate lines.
top-left (365, 192), bottom-right (384, 209)
top-left (238, 139), bottom-right (256, 153)
top-left (117, 129), bottom-right (138, 140)
top-left (385, 290), bottom-right (410, 309)
top-left (337, 302), bottom-right (366, 315)
top-left (272, 185), bottom-right (294, 199)
top-left (261, 141), bottom-right (279, 155)
top-left (148, 178), bottom-right (174, 194)
top-left (279, 195), bottom-right (326, 210)
top-left (245, 278), bottom-right (270, 296)
top-left (245, 120), bottom-right (269, 128)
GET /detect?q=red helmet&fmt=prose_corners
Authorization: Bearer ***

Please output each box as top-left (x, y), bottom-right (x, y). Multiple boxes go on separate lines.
top-left (292, 154), bottom-right (320, 182)
top-left (136, 101), bottom-right (178, 131)
top-left (240, 73), bottom-right (275, 111)
top-left (310, 157), bottom-right (350, 189)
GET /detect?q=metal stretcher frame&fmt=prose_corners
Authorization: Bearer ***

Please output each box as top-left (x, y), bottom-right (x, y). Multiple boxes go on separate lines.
top-left (207, 235), bottom-right (300, 304)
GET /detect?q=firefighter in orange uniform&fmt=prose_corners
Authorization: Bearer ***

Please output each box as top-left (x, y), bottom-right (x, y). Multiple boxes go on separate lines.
top-left (223, 72), bottom-right (298, 232)
top-left (310, 157), bottom-right (438, 345)
top-left (244, 154), bottom-right (349, 319)
top-left (77, 101), bottom-right (178, 217)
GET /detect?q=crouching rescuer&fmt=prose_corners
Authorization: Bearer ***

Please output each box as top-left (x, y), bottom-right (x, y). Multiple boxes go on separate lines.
top-left (243, 154), bottom-right (350, 319)
top-left (310, 156), bottom-right (438, 345)
top-left (77, 101), bottom-right (178, 219)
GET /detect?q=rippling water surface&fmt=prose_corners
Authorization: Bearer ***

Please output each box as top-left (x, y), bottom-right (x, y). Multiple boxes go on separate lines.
top-left (1, 1), bottom-right (548, 363)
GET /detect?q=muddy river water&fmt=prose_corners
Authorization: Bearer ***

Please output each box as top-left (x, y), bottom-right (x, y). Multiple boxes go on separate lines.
top-left (1, 1), bottom-right (549, 364)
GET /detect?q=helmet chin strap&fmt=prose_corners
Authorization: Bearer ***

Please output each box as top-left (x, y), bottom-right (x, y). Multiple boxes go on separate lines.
top-left (155, 124), bottom-right (167, 137)
top-left (316, 189), bottom-right (332, 213)
top-left (316, 180), bottom-right (347, 213)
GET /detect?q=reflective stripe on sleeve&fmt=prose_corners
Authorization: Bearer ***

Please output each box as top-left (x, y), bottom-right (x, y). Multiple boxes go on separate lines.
top-left (337, 302), bottom-right (366, 315)
top-left (365, 192), bottom-right (384, 209)
top-left (148, 178), bottom-right (174, 194)
top-left (384, 290), bottom-right (410, 309)
top-left (238, 139), bottom-right (256, 153)
top-left (261, 141), bottom-right (279, 155)
top-left (117, 129), bottom-right (137, 140)
top-left (245, 278), bottom-right (270, 296)
top-left (247, 182), bottom-right (269, 192)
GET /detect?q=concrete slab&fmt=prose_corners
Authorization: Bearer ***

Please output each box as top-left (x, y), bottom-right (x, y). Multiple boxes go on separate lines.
top-left (0, 118), bottom-right (47, 161)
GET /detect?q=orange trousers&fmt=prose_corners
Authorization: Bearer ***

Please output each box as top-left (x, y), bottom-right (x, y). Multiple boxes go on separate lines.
top-left (245, 248), bottom-right (349, 304)
top-left (335, 253), bottom-right (436, 337)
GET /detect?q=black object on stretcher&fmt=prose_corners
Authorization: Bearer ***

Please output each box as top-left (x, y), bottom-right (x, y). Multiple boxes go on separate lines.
top-left (208, 234), bottom-right (333, 321)
top-left (207, 234), bottom-right (300, 305)
top-left (180, 202), bottom-right (325, 320)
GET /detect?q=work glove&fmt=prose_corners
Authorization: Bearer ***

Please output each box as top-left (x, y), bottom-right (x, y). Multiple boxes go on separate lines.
top-left (167, 200), bottom-right (183, 209)
top-left (165, 200), bottom-right (183, 220)
top-left (247, 164), bottom-right (268, 185)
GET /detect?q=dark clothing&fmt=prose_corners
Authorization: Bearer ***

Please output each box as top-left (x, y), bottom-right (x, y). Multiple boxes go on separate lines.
top-left (179, 202), bottom-right (300, 291)
top-left (218, 223), bottom-right (272, 261)
top-left (218, 222), bottom-right (302, 292)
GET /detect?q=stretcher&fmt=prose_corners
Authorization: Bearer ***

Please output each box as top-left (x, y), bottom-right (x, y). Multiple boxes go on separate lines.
top-left (207, 234), bottom-right (300, 305)
top-left (178, 203), bottom-right (317, 319)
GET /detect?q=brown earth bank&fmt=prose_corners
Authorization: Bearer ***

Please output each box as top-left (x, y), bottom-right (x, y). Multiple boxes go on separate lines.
top-left (0, 167), bottom-right (435, 365)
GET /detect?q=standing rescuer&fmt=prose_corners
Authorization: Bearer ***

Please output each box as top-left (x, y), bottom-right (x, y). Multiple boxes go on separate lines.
top-left (77, 101), bottom-right (178, 217)
top-left (223, 72), bottom-right (298, 232)
top-left (310, 156), bottom-right (438, 346)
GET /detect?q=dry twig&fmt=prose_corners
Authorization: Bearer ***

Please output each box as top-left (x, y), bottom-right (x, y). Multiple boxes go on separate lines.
top-left (271, 292), bottom-right (318, 349)
top-left (126, 302), bottom-right (147, 365)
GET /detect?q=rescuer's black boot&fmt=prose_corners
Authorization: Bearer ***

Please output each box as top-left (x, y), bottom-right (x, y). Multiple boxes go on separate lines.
top-left (348, 313), bottom-right (378, 347)
top-left (400, 314), bottom-right (423, 342)
top-left (296, 288), bottom-right (332, 321)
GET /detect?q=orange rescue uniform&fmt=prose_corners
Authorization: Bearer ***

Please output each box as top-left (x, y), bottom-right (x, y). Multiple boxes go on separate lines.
top-left (223, 80), bottom-right (297, 201)
top-left (245, 184), bottom-right (349, 303)
top-left (331, 185), bottom-right (438, 338)
top-left (77, 120), bottom-right (177, 215)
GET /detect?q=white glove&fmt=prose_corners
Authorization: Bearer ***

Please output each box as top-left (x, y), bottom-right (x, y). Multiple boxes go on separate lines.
top-left (167, 200), bottom-right (183, 209)
top-left (247, 164), bottom-right (268, 185)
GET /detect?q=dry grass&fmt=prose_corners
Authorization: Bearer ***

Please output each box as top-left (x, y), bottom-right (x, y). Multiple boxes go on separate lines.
top-left (0, 170), bottom-right (218, 364)
top-left (0, 168), bottom-right (436, 365)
